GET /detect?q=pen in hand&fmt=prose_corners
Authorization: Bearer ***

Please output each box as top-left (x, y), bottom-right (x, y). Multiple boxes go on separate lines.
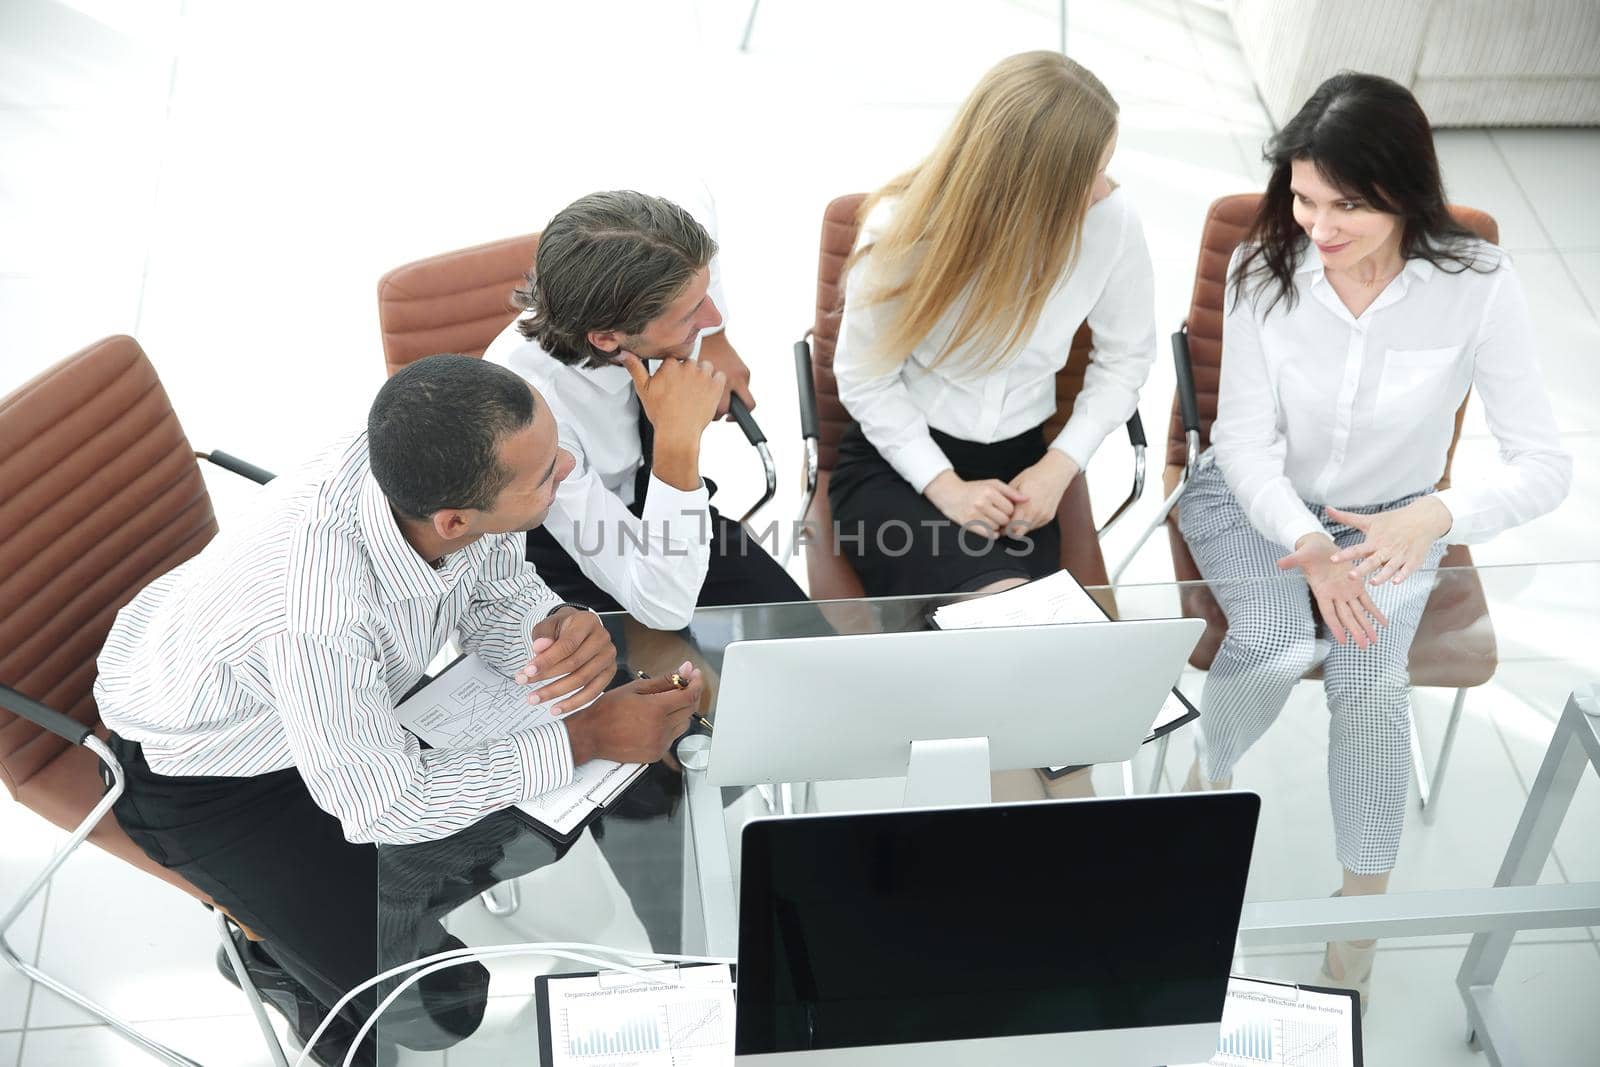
top-left (635, 665), bottom-right (712, 733)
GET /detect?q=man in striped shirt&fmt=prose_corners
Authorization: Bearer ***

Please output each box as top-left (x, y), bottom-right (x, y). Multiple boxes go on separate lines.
top-left (95, 355), bottom-right (704, 1065)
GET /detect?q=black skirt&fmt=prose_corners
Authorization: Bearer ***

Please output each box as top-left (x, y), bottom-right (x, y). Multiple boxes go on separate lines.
top-left (827, 421), bottom-right (1063, 597)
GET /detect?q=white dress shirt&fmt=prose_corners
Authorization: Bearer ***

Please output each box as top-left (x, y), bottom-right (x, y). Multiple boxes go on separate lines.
top-left (484, 183), bottom-right (730, 630)
top-left (95, 433), bottom-right (574, 846)
top-left (833, 187), bottom-right (1158, 493)
top-left (1212, 243), bottom-right (1572, 549)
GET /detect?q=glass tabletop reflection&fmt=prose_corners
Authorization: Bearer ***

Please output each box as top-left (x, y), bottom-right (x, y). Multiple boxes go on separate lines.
top-left (372, 560), bottom-right (1600, 1064)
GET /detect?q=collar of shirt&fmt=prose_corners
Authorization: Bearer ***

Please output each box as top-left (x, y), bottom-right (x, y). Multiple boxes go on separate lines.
top-left (1297, 250), bottom-right (1436, 326)
top-left (584, 360), bottom-right (636, 395)
top-left (356, 471), bottom-right (483, 602)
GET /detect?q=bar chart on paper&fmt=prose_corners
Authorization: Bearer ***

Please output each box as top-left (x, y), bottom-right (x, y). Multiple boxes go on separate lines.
top-left (1180, 976), bottom-right (1357, 1067)
top-left (542, 965), bottom-right (736, 1067)
top-left (559, 997), bottom-right (730, 1059)
top-left (561, 1007), bottom-right (661, 1056)
top-left (1217, 1017), bottom-right (1340, 1066)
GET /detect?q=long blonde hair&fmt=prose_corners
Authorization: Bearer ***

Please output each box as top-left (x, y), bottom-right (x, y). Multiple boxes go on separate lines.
top-left (851, 51), bottom-right (1119, 373)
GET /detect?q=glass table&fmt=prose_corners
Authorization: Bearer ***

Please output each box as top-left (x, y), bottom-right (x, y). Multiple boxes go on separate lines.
top-left (373, 561), bottom-right (1600, 1065)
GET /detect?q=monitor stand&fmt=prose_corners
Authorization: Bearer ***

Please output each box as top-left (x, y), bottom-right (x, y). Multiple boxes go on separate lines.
top-left (903, 737), bottom-right (992, 808)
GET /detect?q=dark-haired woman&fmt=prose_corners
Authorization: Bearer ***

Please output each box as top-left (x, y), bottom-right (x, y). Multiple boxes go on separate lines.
top-left (1178, 72), bottom-right (1570, 1007)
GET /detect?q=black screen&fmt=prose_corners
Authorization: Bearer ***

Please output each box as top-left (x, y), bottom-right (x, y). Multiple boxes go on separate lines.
top-left (735, 793), bottom-right (1258, 1054)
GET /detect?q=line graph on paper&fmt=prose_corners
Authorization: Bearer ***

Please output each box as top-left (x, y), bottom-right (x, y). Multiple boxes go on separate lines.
top-left (665, 997), bottom-right (730, 1049)
top-left (1279, 1019), bottom-right (1339, 1067)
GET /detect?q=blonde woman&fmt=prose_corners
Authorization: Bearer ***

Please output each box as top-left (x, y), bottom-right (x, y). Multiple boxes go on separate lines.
top-left (830, 51), bottom-right (1156, 597)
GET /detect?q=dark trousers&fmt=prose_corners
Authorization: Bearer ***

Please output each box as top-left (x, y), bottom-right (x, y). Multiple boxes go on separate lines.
top-left (106, 734), bottom-right (560, 1061)
top-left (527, 506), bottom-right (808, 951)
top-left (829, 421), bottom-right (1063, 597)
top-left (526, 505), bottom-right (806, 614)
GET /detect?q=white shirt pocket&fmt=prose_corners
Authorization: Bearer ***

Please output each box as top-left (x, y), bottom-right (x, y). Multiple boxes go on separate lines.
top-left (1376, 345), bottom-right (1464, 424)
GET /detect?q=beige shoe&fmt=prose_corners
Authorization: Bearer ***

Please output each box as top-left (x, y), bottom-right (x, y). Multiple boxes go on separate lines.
top-left (1182, 759), bottom-right (1232, 792)
top-left (1319, 938), bottom-right (1376, 1014)
top-left (1318, 893), bottom-right (1376, 1014)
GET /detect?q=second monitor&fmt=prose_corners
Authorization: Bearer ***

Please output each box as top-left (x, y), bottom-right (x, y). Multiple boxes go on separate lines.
top-left (707, 619), bottom-right (1203, 805)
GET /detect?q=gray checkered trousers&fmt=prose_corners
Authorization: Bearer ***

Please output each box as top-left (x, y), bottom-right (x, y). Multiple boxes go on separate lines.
top-left (1178, 453), bottom-right (1445, 874)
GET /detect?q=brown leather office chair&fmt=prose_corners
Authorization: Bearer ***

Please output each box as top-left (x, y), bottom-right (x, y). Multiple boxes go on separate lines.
top-left (377, 232), bottom-right (777, 521)
top-left (376, 233), bottom-right (543, 374)
top-left (790, 193), bottom-right (1147, 600)
top-left (0, 336), bottom-right (285, 1067)
top-left (1117, 195), bottom-right (1499, 815)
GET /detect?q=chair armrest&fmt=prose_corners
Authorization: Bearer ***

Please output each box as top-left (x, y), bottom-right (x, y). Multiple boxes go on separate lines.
top-left (1126, 409), bottom-right (1147, 450)
top-left (1172, 326), bottom-right (1200, 435)
top-left (728, 395), bottom-right (766, 445)
top-left (0, 682), bottom-right (91, 746)
top-left (1095, 411), bottom-right (1148, 540)
top-left (794, 338), bottom-right (819, 441)
top-left (198, 450), bottom-right (276, 485)
top-left (1172, 326), bottom-right (1203, 478)
top-left (729, 395), bottom-right (777, 525)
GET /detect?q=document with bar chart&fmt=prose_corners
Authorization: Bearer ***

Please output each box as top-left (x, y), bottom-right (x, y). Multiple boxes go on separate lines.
top-left (536, 963), bottom-right (736, 1066)
top-left (1174, 975), bottom-right (1361, 1067)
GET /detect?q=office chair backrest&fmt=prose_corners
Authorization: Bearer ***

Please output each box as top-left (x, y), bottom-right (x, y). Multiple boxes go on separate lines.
top-left (806, 194), bottom-right (1109, 596)
top-left (808, 194), bottom-right (867, 475)
top-left (1163, 195), bottom-right (1499, 494)
top-left (376, 233), bottom-right (542, 375)
top-left (0, 337), bottom-right (218, 800)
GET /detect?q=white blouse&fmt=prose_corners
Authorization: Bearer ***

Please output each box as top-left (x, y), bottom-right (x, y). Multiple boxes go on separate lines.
top-left (1212, 242), bottom-right (1572, 549)
top-left (833, 188), bottom-right (1158, 492)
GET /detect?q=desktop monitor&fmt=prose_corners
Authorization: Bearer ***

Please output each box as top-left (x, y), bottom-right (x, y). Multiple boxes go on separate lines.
top-left (706, 620), bottom-right (1205, 805)
top-left (735, 793), bottom-right (1260, 1065)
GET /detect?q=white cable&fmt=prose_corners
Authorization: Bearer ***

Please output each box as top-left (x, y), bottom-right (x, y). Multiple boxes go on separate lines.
top-left (281, 940), bottom-right (732, 1067)
top-left (297, 941), bottom-right (724, 1067)
top-left (289, 938), bottom-right (647, 1064)
top-left (340, 946), bottom-right (729, 1067)
top-left (337, 944), bottom-right (735, 1067)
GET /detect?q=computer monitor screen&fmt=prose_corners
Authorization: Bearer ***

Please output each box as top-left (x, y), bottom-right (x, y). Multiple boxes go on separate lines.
top-left (735, 793), bottom-right (1259, 1064)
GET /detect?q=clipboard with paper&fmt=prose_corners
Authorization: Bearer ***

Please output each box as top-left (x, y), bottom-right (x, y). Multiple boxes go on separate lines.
top-left (393, 652), bottom-right (648, 844)
top-left (534, 962), bottom-right (737, 1066)
top-left (1174, 974), bottom-right (1364, 1066)
top-left (927, 569), bottom-right (1200, 774)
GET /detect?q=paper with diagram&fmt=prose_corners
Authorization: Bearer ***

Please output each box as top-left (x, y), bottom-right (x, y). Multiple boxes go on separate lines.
top-left (537, 964), bottom-right (736, 1067)
top-left (394, 652), bottom-right (645, 839)
top-left (1174, 975), bottom-right (1361, 1067)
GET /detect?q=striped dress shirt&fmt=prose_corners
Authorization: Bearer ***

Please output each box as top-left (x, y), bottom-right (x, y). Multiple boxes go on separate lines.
top-left (94, 433), bottom-right (574, 845)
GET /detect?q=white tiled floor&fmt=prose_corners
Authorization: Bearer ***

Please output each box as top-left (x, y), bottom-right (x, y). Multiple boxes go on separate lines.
top-left (3, 1), bottom-right (1598, 1065)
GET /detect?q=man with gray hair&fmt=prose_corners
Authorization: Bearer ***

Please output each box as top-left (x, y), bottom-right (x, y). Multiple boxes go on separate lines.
top-left (485, 188), bottom-right (805, 629)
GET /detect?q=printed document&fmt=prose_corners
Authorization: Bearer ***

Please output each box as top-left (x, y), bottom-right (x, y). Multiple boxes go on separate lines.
top-left (542, 964), bottom-right (736, 1066)
top-left (1174, 975), bottom-right (1360, 1067)
top-left (393, 653), bottom-right (642, 836)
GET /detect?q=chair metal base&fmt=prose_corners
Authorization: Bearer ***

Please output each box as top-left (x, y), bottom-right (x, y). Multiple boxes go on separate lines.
top-left (0, 735), bottom-right (287, 1067)
top-left (479, 882), bottom-right (522, 917)
top-left (1414, 686), bottom-right (1470, 824)
top-left (214, 910), bottom-right (291, 1067)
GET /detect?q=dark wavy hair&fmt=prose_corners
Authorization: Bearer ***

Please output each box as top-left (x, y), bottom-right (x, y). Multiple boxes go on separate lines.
top-left (512, 190), bottom-right (716, 369)
top-left (1232, 71), bottom-right (1494, 317)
